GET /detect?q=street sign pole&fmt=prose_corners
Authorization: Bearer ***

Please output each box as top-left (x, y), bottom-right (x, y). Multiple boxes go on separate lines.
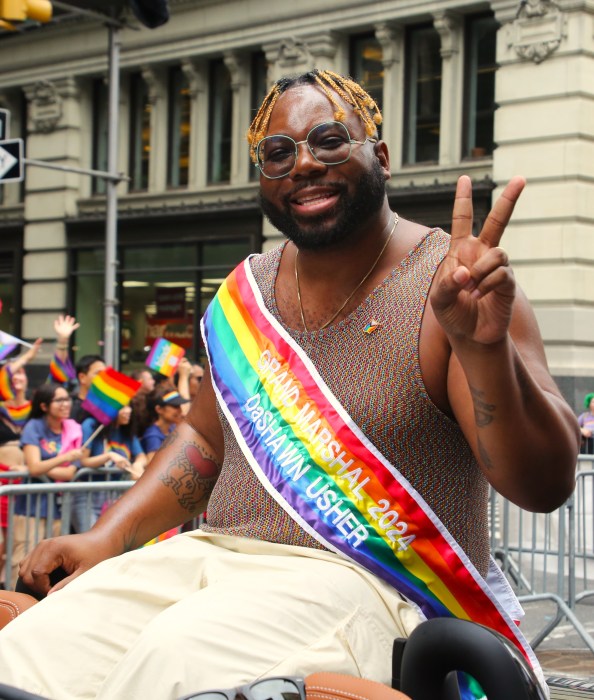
top-left (0, 108), bottom-right (9, 140)
top-left (103, 22), bottom-right (121, 370)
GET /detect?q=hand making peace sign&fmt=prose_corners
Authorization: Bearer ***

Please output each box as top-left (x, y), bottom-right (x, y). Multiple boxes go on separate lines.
top-left (430, 175), bottom-right (526, 346)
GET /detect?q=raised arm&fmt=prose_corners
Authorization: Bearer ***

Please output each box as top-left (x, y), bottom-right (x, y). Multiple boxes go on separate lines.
top-left (430, 176), bottom-right (580, 513)
top-left (18, 361), bottom-right (224, 594)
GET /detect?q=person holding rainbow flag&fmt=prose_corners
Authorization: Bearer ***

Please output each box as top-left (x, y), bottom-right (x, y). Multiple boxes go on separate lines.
top-left (0, 71), bottom-right (581, 700)
top-left (0, 315), bottom-right (78, 586)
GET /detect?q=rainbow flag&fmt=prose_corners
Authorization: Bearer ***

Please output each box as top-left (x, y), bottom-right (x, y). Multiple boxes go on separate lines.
top-left (82, 368), bottom-right (141, 425)
top-left (49, 353), bottom-right (76, 384)
top-left (0, 330), bottom-right (23, 361)
top-left (146, 338), bottom-right (185, 377)
top-left (0, 365), bottom-right (15, 401)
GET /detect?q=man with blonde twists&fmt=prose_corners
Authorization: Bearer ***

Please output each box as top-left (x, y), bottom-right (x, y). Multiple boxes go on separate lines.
top-left (0, 70), bottom-right (580, 700)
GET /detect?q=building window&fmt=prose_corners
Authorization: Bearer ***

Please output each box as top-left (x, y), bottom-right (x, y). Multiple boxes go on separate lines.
top-left (129, 73), bottom-right (151, 191)
top-left (249, 51), bottom-right (268, 181)
top-left (404, 25), bottom-right (442, 164)
top-left (92, 78), bottom-right (109, 195)
top-left (71, 237), bottom-right (252, 367)
top-left (208, 59), bottom-right (232, 184)
top-left (463, 14), bottom-right (498, 159)
top-left (350, 33), bottom-right (384, 114)
top-left (0, 234), bottom-right (23, 337)
top-left (167, 66), bottom-right (191, 188)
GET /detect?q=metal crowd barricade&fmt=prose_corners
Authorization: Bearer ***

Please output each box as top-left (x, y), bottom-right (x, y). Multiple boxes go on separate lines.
top-left (1, 467), bottom-right (205, 591)
top-left (0, 471), bottom-right (135, 591)
top-left (490, 457), bottom-right (594, 653)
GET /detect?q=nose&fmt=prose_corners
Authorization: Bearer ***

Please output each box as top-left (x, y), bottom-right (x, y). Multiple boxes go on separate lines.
top-left (289, 139), bottom-right (327, 179)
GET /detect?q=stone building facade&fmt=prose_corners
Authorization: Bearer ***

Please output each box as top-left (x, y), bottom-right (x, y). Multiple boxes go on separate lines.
top-left (0, 0), bottom-right (593, 409)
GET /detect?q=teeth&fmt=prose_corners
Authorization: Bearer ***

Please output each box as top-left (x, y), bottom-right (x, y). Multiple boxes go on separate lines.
top-left (296, 193), bottom-right (331, 205)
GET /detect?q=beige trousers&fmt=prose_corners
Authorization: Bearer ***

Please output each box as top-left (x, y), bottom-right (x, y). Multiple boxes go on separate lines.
top-left (0, 530), bottom-right (421, 700)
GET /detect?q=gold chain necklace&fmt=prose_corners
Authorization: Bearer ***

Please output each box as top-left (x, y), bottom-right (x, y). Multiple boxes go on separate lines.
top-left (294, 213), bottom-right (399, 332)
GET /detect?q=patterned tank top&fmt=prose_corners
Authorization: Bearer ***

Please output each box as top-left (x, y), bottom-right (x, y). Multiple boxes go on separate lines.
top-left (202, 228), bottom-right (490, 576)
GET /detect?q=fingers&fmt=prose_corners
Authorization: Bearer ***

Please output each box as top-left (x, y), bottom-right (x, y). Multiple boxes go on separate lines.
top-left (432, 247), bottom-right (513, 311)
top-left (450, 175), bottom-right (526, 248)
top-left (450, 175), bottom-right (474, 242)
top-left (479, 176), bottom-right (526, 248)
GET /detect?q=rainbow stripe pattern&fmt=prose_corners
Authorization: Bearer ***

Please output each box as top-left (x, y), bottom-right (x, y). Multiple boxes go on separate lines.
top-left (146, 338), bottom-right (185, 377)
top-left (201, 259), bottom-right (542, 687)
top-left (0, 365), bottom-right (15, 401)
top-left (82, 368), bottom-right (141, 426)
top-left (49, 353), bottom-right (76, 384)
top-left (0, 401), bottom-right (31, 428)
top-left (107, 440), bottom-right (132, 461)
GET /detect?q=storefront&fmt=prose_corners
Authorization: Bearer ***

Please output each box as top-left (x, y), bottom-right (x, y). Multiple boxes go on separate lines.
top-left (67, 206), bottom-right (261, 370)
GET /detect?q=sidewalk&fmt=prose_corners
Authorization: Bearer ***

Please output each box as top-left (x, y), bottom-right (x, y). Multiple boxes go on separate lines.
top-left (538, 649), bottom-right (594, 682)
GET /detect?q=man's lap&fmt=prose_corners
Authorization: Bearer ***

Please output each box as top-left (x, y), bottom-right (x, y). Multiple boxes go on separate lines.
top-left (0, 530), bottom-right (421, 700)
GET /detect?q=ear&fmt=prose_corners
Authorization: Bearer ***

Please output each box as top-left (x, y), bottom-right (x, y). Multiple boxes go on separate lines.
top-left (374, 141), bottom-right (391, 181)
top-left (40, 402), bottom-right (49, 413)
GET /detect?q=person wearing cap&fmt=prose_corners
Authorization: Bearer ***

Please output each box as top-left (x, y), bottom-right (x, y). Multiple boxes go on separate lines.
top-left (140, 386), bottom-right (190, 463)
top-left (578, 392), bottom-right (594, 454)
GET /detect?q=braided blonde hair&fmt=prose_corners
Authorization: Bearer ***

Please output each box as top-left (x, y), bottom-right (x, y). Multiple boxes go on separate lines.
top-left (246, 69), bottom-right (383, 164)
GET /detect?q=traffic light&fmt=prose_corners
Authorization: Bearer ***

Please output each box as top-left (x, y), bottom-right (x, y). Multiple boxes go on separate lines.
top-left (128, 0), bottom-right (169, 28)
top-left (0, 0), bottom-right (52, 23)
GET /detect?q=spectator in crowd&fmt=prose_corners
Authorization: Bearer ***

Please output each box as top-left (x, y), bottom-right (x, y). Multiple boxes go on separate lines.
top-left (174, 357), bottom-right (192, 416)
top-left (71, 405), bottom-right (148, 533)
top-left (577, 392), bottom-right (594, 454)
top-left (189, 363), bottom-right (204, 400)
top-left (69, 355), bottom-right (106, 423)
top-left (140, 386), bottom-right (189, 463)
top-left (0, 314), bottom-right (78, 586)
top-left (11, 383), bottom-right (83, 588)
top-left (129, 368), bottom-right (156, 438)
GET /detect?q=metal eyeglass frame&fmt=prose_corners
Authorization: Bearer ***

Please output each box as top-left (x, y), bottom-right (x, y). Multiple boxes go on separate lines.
top-left (254, 120), bottom-right (377, 179)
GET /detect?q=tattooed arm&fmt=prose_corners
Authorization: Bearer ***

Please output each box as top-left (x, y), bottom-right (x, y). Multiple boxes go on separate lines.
top-left (18, 362), bottom-right (224, 595)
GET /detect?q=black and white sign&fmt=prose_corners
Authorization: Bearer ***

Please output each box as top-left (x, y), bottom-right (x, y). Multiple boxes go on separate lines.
top-left (0, 109), bottom-right (9, 140)
top-left (0, 138), bottom-right (24, 182)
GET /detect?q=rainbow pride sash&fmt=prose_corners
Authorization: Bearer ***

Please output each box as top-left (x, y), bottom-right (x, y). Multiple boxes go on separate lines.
top-left (201, 259), bottom-right (544, 689)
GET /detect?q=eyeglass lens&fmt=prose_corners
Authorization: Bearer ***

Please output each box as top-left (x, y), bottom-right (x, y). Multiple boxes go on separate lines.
top-left (180, 679), bottom-right (303, 700)
top-left (248, 678), bottom-right (303, 700)
top-left (257, 121), bottom-right (353, 178)
top-left (183, 692), bottom-right (230, 700)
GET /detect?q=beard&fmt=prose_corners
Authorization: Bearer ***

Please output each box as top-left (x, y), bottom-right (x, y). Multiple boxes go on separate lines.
top-left (258, 158), bottom-right (387, 251)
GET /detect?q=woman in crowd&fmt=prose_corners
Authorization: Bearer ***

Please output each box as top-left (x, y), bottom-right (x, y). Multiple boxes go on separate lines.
top-left (72, 405), bottom-right (147, 533)
top-left (140, 386), bottom-right (189, 463)
top-left (12, 383), bottom-right (83, 588)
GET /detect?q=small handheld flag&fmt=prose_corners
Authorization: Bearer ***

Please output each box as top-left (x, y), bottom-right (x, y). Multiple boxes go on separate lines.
top-left (145, 338), bottom-right (185, 377)
top-left (82, 368), bottom-right (141, 426)
top-left (0, 330), bottom-right (33, 362)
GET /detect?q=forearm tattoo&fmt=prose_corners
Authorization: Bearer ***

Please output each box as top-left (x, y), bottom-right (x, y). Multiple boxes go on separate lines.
top-left (158, 437), bottom-right (221, 513)
top-left (470, 385), bottom-right (495, 428)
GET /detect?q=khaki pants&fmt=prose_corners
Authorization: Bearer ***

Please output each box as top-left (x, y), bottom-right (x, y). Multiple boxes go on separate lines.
top-left (10, 515), bottom-right (62, 590)
top-left (0, 530), bottom-right (421, 700)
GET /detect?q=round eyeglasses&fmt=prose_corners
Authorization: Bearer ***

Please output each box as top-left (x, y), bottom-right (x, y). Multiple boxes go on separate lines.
top-left (255, 121), bottom-right (377, 180)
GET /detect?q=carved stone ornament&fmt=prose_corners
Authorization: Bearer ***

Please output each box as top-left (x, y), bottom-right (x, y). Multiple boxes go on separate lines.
top-left (27, 80), bottom-right (63, 134)
top-left (510, 0), bottom-right (566, 64)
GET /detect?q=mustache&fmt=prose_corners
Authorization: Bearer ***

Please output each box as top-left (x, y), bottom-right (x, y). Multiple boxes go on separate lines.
top-left (283, 180), bottom-right (346, 203)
